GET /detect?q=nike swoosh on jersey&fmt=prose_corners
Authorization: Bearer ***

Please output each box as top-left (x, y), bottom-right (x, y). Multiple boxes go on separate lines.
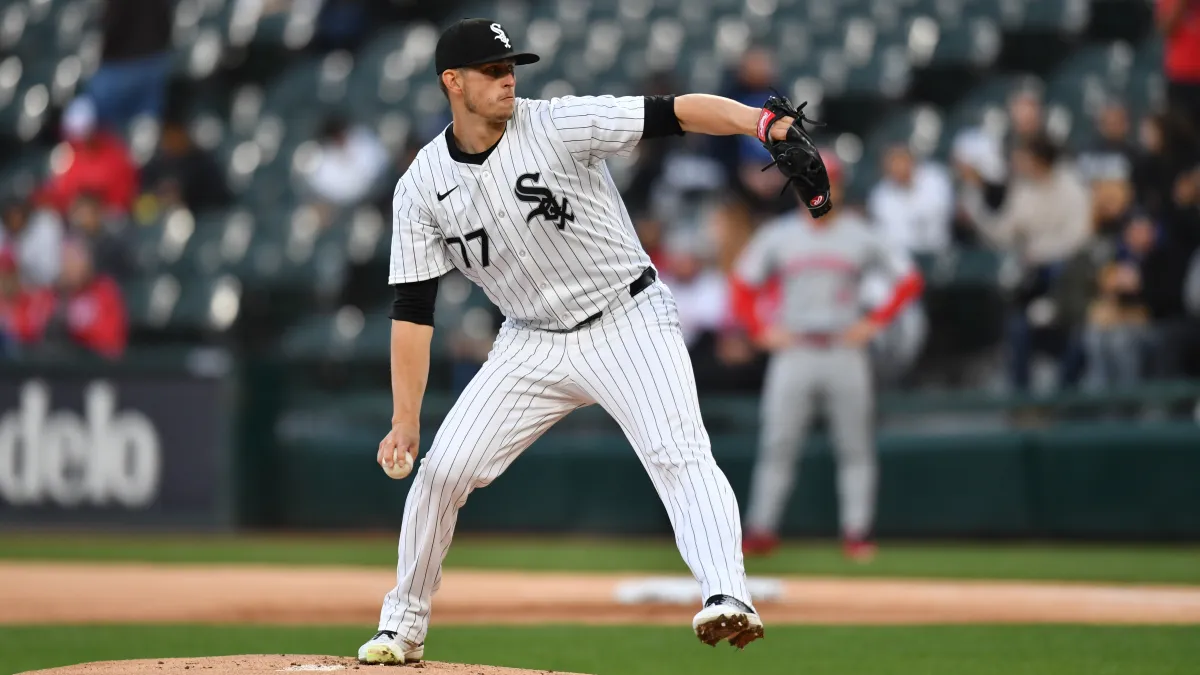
top-left (437, 187), bottom-right (458, 201)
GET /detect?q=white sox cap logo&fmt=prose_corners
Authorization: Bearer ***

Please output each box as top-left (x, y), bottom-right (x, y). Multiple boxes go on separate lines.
top-left (490, 23), bottom-right (511, 49)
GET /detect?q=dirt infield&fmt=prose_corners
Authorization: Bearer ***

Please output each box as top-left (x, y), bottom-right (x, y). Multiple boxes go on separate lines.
top-left (4, 561), bottom-right (1200, 626)
top-left (19, 655), bottom-right (587, 674)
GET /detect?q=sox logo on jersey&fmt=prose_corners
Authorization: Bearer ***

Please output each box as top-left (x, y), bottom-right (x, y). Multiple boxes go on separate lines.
top-left (514, 173), bottom-right (575, 229)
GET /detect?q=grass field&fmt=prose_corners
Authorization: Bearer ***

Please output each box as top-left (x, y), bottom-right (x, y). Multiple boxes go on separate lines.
top-left (2, 533), bottom-right (1200, 584)
top-left (3, 624), bottom-right (1200, 675)
top-left (4, 534), bottom-right (1199, 675)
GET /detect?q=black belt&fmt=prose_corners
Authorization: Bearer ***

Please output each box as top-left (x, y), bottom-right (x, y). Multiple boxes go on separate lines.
top-left (544, 267), bottom-right (657, 333)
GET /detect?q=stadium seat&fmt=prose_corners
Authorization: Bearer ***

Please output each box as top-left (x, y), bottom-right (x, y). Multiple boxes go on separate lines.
top-left (968, 0), bottom-right (1030, 29)
top-left (278, 305), bottom-right (371, 361)
top-left (842, 45), bottom-right (912, 98)
top-left (0, 148), bottom-right (49, 198)
top-left (1019, 0), bottom-right (1090, 35)
top-left (926, 17), bottom-right (1002, 68)
top-left (173, 272), bottom-right (244, 334)
top-left (167, 209), bottom-right (258, 278)
top-left (866, 105), bottom-right (945, 158)
top-left (123, 271), bottom-right (242, 335)
top-left (131, 208), bottom-right (196, 276)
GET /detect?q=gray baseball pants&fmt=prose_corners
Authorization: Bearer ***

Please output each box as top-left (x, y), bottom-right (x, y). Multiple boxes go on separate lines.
top-left (745, 343), bottom-right (877, 539)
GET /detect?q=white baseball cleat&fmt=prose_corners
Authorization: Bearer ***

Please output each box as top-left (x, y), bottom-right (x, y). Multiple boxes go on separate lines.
top-left (357, 630), bottom-right (424, 664)
top-left (692, 594), bottom-right (765, 649)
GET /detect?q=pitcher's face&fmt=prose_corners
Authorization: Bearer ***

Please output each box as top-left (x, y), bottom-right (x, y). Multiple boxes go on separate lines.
top-left (458, 60), bottom-right (517, 123)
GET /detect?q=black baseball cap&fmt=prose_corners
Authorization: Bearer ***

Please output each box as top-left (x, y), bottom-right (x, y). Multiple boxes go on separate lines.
top-left (435, 18), bottom-right (540, 75)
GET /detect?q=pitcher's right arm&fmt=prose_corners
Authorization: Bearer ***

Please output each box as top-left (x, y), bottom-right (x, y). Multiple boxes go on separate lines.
top-left (380, 175), bottom-right (455, 474)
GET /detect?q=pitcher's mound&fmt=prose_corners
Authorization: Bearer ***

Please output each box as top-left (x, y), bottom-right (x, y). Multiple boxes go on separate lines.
top-left (18, 655), bottom-right (591, 674)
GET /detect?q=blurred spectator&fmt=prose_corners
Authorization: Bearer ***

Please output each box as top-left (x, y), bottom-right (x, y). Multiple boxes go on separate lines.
top-left (1133, 113), bottom-right (1177, 218)
top-left (86, 0), bottom-right (174, 130)
top-left (67, 192), bottom-right (135, 280)
top-left (1167, 165), bottom-right (1200, 253)
top-left (1186, 224), bottom-right (1200, 319)
top-left (1158, 166), bottom-right (1200, 377)
top-left (1090, 166), bottom-right (1136, 238)
top-left (963, 135), bottom-right (1092, 267)
top-left (623, 70), bottom-right (725, 230)
top-left (713, 47), bottom-right (792, 217)
top-left (1158, 0), bottom-right (1200, 132)
top-left (314, 0), bottom-right (370, 51)
top-left (950, 128), bottom-right (1007, 245)
top-left (659, 228), bottom-right (729, 350)
top-left (707, 197), bottom-right (757, 276)
top-left (867, 144), bottom-right (955, 254)
top-left (0, 195), bottom-right (65, 288)
top-left (1077, 100), bottom-right (1136, 184)
top-left (963, 134), bottom-right (1092, 391)
top-left (0, 247), bottom-right (20, 358)
top-left (633, 133), bottom-right (726, 244)
top-left (36, 97), bottom-right (139, 217)
top-left (3, 238), bottom-right (128, 360)
top-left (690, 197), bottom-right (768, 392)
top-left (863, 271), bottom-right (929, 387)
top-left (139, 118), bottom-right (233, 218)
top-left (1005, 86), bottom-right (1046, 154)
top-left (303, 114), bottom-right (390, 220)
top-left (952, 128), bottom-right (1007, 187)
top-left (372, 128), bottom-right (425, 218)
top-left (1082, 215), bottom-right (1157, 389)
top-left (54, 237), bottom-right (128, 359)
top-left (1135, 208), bottom-right (1196, 380)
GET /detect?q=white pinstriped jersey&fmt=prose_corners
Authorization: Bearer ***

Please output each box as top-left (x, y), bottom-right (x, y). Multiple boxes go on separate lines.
top-left (389, 96), bottom-right (652, 331)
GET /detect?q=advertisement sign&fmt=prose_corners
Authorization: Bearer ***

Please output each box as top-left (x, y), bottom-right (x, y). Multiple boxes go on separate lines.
top-left (0, 371), bottom-right (232, 528)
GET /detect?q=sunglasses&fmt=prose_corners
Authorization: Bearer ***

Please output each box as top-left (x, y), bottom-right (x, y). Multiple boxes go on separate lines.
top-left (472, 62), bottom-right (516, 79)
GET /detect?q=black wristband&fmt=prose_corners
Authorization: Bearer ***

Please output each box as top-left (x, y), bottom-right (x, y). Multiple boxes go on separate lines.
top-left (389, 276), bottom-right (440, 326)
top-left (643, 95), bottom-right (684, 140)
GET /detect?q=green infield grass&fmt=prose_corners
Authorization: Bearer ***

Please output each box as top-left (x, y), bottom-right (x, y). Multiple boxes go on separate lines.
top-left (2, 624), bottom-right (1198, 675)
top-left (1, 533), bottom-right (1199, 585)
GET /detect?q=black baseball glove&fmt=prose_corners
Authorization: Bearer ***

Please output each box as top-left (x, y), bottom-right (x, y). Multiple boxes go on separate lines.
top-left (756, 94), bottom-right (833, 218)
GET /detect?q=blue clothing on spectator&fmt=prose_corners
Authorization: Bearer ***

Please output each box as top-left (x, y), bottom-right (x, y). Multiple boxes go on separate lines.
top-left (87, 53), bottom-right (173, 129)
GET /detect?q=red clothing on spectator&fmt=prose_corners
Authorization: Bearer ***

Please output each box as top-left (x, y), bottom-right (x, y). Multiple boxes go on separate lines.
top-left (65, 277), bottom-right (128, 358)
top-left (6, 277), bottom-right (128, 358)
top-left (35, 132), bottom-right (139, 215)
top-left (5, 288), bottom-right (56, 344)
top-left (1160, 0), bottom-right (1200, 82)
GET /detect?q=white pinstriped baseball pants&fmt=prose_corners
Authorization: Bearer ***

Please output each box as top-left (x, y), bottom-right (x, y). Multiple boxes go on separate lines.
top-left (378, 280), bottom-right (751, 641)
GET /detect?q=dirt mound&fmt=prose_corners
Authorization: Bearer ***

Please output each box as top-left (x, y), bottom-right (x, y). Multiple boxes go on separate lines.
top-left (16, 655), bottom-right (590, 675)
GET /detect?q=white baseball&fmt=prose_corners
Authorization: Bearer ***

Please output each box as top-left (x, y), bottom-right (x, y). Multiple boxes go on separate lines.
top-left (383, 448), bottom-right (415, 480)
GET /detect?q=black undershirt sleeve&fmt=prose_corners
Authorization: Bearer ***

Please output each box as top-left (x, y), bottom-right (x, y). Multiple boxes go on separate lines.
top-left (389, 276), bottom-right (440, 326)
top-left (642, 95), bottom-right (684, 139)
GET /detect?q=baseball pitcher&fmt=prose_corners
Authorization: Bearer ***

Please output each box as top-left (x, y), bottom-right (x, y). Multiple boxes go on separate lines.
top-left (358, 18), bottom-right (835, 664)
top-left (731, 156), bottom-right (924, 562)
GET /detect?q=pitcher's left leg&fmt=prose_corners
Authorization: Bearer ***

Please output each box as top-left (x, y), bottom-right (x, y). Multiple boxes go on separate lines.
top-left (571, 285), bottom-right (760, 648)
